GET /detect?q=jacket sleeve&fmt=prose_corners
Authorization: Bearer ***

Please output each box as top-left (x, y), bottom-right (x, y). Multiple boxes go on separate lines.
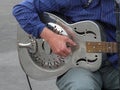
top-left (12, 0), bottom-right (62, 38)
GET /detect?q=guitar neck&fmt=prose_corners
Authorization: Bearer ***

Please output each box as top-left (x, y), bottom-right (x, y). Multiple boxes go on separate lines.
top-left (86, 42), bottom-right (118, 53)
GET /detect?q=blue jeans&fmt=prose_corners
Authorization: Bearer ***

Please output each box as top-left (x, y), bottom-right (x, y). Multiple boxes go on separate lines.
top-left (56, 61), bottom-right (120, 90)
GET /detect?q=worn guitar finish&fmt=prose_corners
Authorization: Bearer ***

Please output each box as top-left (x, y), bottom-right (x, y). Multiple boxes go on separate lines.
top-left (17, 12), bottom-right (117, 80)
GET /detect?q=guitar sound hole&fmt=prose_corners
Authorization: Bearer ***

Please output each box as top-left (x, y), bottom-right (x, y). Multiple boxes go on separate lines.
top-left (76, 58), bottom-right (86, 66)
top-left (76, 55), bottom-right (98, 66)
top-left (74, 27), bottom-right (77, 30)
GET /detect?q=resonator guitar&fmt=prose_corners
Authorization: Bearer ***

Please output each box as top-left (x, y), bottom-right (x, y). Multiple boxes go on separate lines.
top-left (17, 12), bottom-right (117, 80)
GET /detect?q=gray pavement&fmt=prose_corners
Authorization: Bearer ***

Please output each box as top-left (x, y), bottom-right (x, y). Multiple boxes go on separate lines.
top-left (0, 0), bottom-right (58, 90)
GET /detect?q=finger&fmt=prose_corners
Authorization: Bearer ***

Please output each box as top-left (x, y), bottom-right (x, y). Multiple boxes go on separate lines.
top-left (66, 38), bottom-right (76, 47)
top-left (61, 45), bottom-right (72, 57)
top-left (57, 47), bottom-right (71, 57)
top-left (57, 51), bottom-right (68, 57)
top-left (53, 48), bottom-right (67, 57)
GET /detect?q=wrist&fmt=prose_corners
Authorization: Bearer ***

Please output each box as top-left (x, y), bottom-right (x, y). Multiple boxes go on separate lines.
top-left (40, 27), bottom-right (57, 42)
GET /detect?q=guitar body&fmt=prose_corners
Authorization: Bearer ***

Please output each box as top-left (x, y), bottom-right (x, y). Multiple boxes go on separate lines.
top-left (17, 12), bottom-right (105, 80)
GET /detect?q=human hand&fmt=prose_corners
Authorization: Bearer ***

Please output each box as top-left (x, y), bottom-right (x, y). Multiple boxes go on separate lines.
top-left (40, 27), bottom-right (76, 57)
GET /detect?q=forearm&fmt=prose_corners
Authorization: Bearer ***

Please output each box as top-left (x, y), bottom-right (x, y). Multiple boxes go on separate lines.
top-left (12, 0), bottom-right (62, 38)
top-left (13, 4), bottom-right (46, 38)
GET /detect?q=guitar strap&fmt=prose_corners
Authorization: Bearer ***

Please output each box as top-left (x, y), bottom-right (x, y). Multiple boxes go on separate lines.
top-left (114, 0), bottom-right (120, 87)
